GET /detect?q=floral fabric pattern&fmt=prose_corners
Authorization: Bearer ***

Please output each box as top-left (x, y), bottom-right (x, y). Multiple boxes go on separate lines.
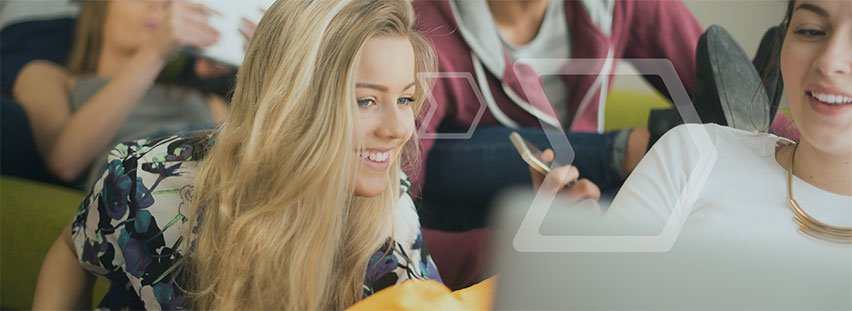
top-left (71, 132), bottom-right (442, 309)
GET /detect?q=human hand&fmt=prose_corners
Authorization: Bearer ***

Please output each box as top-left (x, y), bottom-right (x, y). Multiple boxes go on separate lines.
top-left (239, 9), bottom-right (264, 52)
top-left (148, 1), bottom-right (221, 57)
top-left (529, 149), bottom-right (601, 203)
top-left (193, 58), bottom-right (234, 79)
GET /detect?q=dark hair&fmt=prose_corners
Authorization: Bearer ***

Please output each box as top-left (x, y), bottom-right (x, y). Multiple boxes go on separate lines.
top-left (762, 0), bottom-right (795, 82)
top-left (783, 0), bottom-right (796, 31)
top-left (751, 0), bottom-right (796, 131)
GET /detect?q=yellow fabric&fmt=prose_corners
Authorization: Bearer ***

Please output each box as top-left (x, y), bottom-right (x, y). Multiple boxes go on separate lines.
top-left (0, 176), bottom-right (109, 309)
top-left (604, 90), bottom-right (670, 131)
top-left (347, 277), bottom-right (496, 311)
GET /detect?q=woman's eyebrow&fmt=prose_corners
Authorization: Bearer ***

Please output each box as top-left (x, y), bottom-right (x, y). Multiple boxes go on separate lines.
top-left (356, 82), bottom-right (417, 92)
top-left (795, 3), bottom-right (829, 18)
top-left (356, 83), bottom-right (388, 92)
top-left (402, 82), bottom-right (416, 91)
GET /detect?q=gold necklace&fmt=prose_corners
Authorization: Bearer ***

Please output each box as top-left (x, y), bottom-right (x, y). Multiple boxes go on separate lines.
top-left (786, 144), bottom-right (852, 244)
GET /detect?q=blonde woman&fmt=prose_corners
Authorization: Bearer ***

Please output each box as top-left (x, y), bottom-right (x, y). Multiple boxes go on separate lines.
top-left (32, 0), bottom-right (441, 309)
top-left (12, 0), bottom-right (242, 187)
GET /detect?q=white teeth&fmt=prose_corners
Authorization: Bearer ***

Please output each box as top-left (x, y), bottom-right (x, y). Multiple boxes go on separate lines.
top-left (356, 150), bottom-right (390, 162)
top-left (810, 91), bottom-right (852, 105)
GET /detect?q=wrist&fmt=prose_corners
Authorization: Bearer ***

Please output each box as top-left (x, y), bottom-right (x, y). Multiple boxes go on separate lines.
top-left (133, 46), bottom-right (169, 70)
top-left (123, 47), bottom-right (169, 83)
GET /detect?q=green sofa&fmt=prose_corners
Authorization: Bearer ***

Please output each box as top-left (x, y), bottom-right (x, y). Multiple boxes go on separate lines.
top-left (0, 177), bottom-right (107, 309)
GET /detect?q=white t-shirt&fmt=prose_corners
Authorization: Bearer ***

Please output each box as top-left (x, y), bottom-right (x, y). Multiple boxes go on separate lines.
top-left (511, 123), bottom-right (850, 308)
top-left (498, 0), bottom-right (571, 114)
top-left (608, 123), bottom-right (852, 241)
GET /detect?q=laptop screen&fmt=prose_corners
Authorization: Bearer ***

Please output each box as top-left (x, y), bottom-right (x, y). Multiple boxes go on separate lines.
top-left (487, 190), bottom-right (852, 310)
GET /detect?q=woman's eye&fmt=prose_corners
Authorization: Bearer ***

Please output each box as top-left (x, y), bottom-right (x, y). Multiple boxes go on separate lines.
top-left (397, 97), bottom-right (415, 106)
top-left (357, 98), bottom-right (376, 108)
top-left (794, 28), bottom-right (826, 39)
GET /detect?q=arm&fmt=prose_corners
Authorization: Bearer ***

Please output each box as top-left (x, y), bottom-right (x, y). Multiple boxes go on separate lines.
top-left (14, 52), bottom-right (167, 182)
top-left (624, 0), bottom-right (703, 98)
top-left (32, 225), bottom-right (94, 310)
top-left (12, 2), bottom-right (220, 182)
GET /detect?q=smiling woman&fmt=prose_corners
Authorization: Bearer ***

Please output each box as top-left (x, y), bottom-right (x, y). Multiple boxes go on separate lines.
top-left (603, 0), bottom-right (852, 245)
top-left (31, 0), bottom-right (441, 310)
top-left (353, 37), bottom-right (419, 196)
top-left (779, 0), bottom-right (852, 167)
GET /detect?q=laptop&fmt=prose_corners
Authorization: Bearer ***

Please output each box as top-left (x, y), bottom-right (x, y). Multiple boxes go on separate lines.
top-left (486, 189), bottom-right (852, 310)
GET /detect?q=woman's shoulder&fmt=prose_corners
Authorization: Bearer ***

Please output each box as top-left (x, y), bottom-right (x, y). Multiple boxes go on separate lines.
top-left (647, 123), bottom-right (718, 165)
top-left (660, 123), bottom-right (783, 160)
top-left (13, 60), bottom-right (75, 97)
top-left (17, 60), bottom-right (70, 79)
top-left (70, 132), bottom-right (218, 309)
top-left (79, 130), bottom-right (217, 229)
top-left (634, 123), bottom-right (781, 190)
top-left (659, 123), bottom-right (779, 151)
top-left (92, 131), bottom-right (216, 210)
top-left (108, 130), bottom-right (216, 165)
top-left (75, 130), bottom-right (217, 247)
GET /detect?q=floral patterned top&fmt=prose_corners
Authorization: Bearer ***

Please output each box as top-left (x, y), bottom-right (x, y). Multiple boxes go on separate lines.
top-left (71, 132), bottom-right (442, 309)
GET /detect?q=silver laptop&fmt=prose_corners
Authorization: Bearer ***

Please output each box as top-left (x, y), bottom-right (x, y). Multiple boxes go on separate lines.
top-left (487, 190), bottom-right (852, 310)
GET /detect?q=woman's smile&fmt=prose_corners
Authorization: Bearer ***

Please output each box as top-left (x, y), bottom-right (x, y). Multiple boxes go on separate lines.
top-left (356, 149), bottom-right (393, 170)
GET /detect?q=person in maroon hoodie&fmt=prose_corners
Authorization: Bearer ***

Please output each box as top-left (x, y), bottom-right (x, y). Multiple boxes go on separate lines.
top-left (412, 0), bottom-right (703, 289)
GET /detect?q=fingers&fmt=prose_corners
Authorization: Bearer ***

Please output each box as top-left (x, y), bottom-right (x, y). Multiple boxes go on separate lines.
top-left (549, 165), bottom-right (580, 189)
top-left (563, 179), bottom-right (601, 202)
top-left (168, 1), bottom-right (221, 48)
top-left (178, 1), bottom-right (222, 18)
top-left (171, 1), bottom-right (220, 26)
top-left (171, 21), bottom-right (219, 48)
top-left (529, 165), bottom-right (545, 190)
top-left (180, 22), bottom-right (220, 48)
top-left (194, 59), bottom-right (233, 78)
top-left (239, 18), bottom-right (257, 51)
top-left (533, 164), bottom-right (601, 204)
top-left (540, 148), bottom-right (554, 163)
top-left (175, 5), bottom-right (214, 25)
top-left (538, 164), bottom-right (580, 194)
top-left (529, 149), bottom-right (556, 191)
top-left (239, 18), bottom-right (253, 40)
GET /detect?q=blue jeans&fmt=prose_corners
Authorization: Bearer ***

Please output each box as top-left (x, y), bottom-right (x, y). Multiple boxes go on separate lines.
top-left (419, 126), bottom-right (627, 231)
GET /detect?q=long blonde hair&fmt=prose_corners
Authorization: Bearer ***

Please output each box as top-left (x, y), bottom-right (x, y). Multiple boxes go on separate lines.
top-left (66, 0), bottom-right (108, 74)
top-left (182, 0), bottom-right (435, 309)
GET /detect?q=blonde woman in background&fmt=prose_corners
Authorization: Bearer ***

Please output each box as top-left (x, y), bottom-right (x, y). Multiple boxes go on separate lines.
top-left (32, 0), bottom-right (442, 309)
top-left (12, 0), bottom-right (243, 188)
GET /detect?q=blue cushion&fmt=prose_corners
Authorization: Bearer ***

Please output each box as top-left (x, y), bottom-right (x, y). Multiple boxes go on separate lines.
top-left (0, 17), bottom-right (75, 93)
top-left (0, 96), bottom-right (72, 187)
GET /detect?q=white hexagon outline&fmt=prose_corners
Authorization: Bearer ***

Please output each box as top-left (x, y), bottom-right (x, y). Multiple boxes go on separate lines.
top-left (510, 58), bottom-right (719, 253)
top-left (416, 72), bottom-right (488, 139)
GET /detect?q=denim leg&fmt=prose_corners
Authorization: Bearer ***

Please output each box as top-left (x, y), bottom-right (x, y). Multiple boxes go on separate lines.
top-left (420, 126), bottom-right (626, 231)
